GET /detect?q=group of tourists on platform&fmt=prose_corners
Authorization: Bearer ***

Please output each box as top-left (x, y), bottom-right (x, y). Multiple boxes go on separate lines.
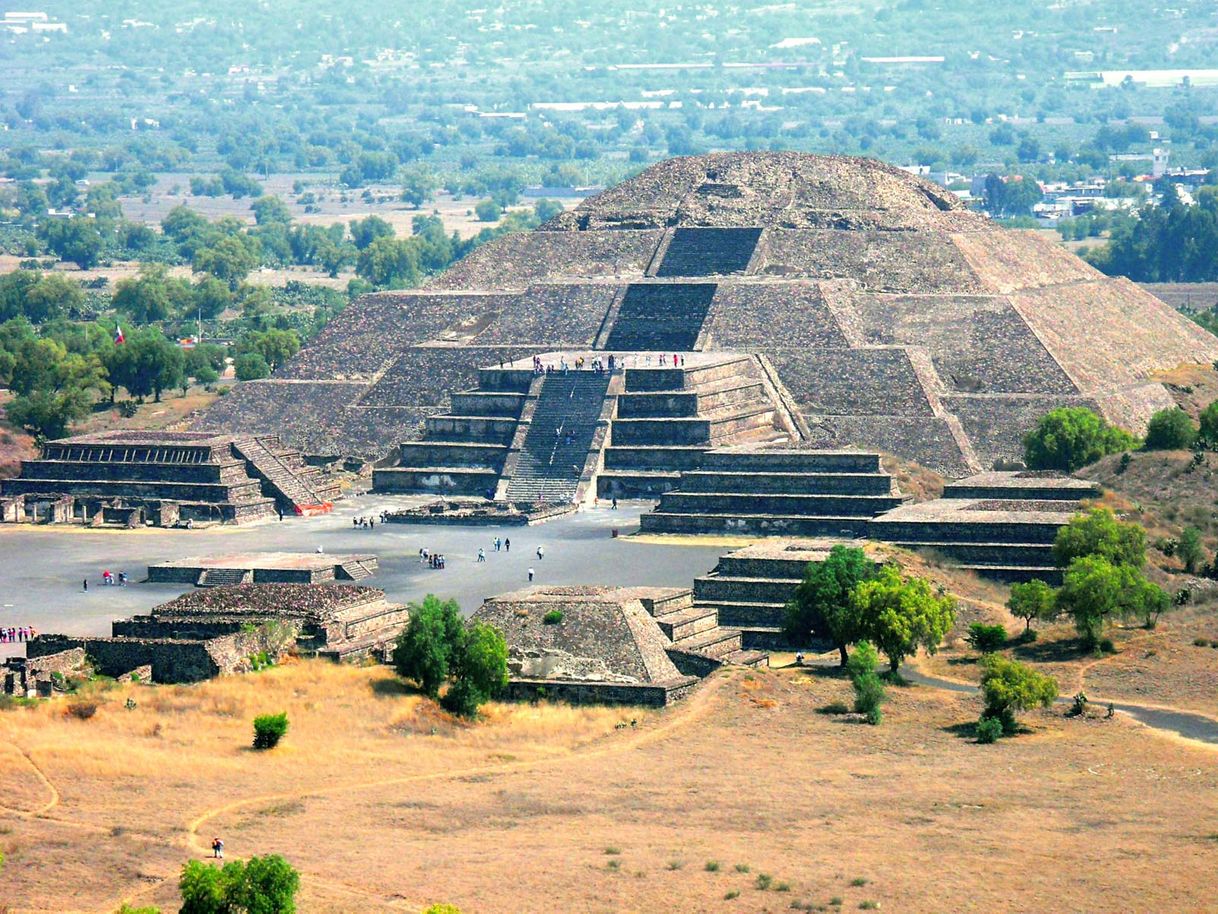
top-left (1, 626), bottom-right (35, 643)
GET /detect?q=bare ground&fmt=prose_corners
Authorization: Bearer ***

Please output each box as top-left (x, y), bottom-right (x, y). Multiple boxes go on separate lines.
top-left (1, 659), bottom-right (1216, 914)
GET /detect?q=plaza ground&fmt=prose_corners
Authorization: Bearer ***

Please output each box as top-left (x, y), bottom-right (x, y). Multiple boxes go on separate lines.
top-left (0, 497), bottom-right (726, 658)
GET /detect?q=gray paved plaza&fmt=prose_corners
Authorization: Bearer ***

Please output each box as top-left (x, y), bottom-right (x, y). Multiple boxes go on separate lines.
top-left (0, 497), bottom-right (726, 658)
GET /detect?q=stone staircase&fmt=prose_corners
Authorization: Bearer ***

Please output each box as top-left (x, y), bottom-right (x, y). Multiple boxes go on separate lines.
top-left (232, 436), bottom-right (340, 514)
top-left (597, 355), bottom-right (790, 499)
top-left (692, 541), bottom-right (840, 650)
top-left (603, 283), bottom-right (718, 351)
top-left (504, 371), bottom-right (612, 503)
top-left (654, 227), bottom-right (763, 277)
top-left (640, 448), bottom-right (905, 537)
top-left (196, 567), bottom-right (250, 587)
top-left (337, 557), bottom-right (378, 581)
top-left (641, 589), bottom-right (767, 671)
top-left (373, 365), bottom-right (531, 497)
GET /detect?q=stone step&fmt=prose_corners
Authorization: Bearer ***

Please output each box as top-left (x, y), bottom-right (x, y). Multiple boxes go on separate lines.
top-left (654, 606), bottom-right (720, 641)
top-left (197, 567), bottom-right (250, 587)
top-left (640, 512), bottom-right (873, 538)
top-left (595, 470), bottom-right (682, 499)
top-left (423, 415), bottom-right (519, 445)
top-left (622, 356), bottom-right (756, 392)
top-left (642, 589), bottom-right (694, 618)
top-left (655, 492), bottom-right (905, 517)
top-left (720, 648), bottom-right (770, 667)
top-left (693, 575), bottom-right (800, 605)
top-left (869, 519), bottom-right (1063, 545)
top-left (951, 564), bottom-right (1063, 584)
top-left (890, 540), bottom-right (1057, 565)
top-left (736, 627), bottom-right (789, 651)
top-left (672, 626), bottom-right (743, 658)
top-left (699, 450), bottom-right (882, 473)
top-left (603, 446), bottom-right (708, 471)
top-left (696, 600), bottom-right (789, 629)
top-left (398, 442), bottom-right (509, 470)
top-left (372, 467), bottom-right (498, 496)
top-left (678, 470), bottom-right (896, 495)
top-left (449, 390), bottom-right (527, 417)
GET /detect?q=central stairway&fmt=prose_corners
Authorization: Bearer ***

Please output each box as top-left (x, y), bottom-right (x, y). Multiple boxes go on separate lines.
top-left (503, 371), bottom-right (612, 503)
top-left (231, 436), bottom-right (341, 514)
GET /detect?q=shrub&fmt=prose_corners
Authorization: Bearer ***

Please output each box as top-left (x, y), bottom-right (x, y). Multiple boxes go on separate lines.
top-left (1194, 637), bottom-right (1210, 647)
top-left (846, 641), bottom-right (886, 725)
top-left (179, 855), bottom-right (299, 914)
top-left (1143, 406), bottom-right (1197, 450)
top-left (439, 678), bottom-right (483, 718)
top-left (1023, 406), bottom-right (1137, 472)
top-left (542, 609), bottom-right (563, 625)
top-left (976, 716), bottom-right (1003, 743)
top-left (604, 847), bottom-right (621, 855)
top-left (979, 655), bottom-right (1058, 735)
top-left (755, 874), bottom-right (774, 890)
top-left (1179, 526), bottom-right (1205, 574)
top-left (705, 861), bottom-right (721, 872)
top-left (252, 712), bottom-right (289, 750)
top-left (850, 878), bottom-right (868, 887)
top-left (67, 700), bottom-right (99, 720)
top-left (724, 890), bottom-right (740, 900)
top-left (1200, 399), bottom-right (1218, 445)
top-left (735, 863), bottom-right (751, 873)
top-left (966, 623), bottom-right (1007, 653)
top-left (1099, 638), bottom-right (1116, 654)
top-left (422, 907), bottom-right (463, 914)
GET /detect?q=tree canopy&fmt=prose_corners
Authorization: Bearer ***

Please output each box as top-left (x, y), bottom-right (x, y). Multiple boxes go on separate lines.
top-left (1023, 407), bottom-right (1137, 472)
top-left (783, 544), bottom-right (877, 665)
top-left (848, 564), bottom-right (956, 672)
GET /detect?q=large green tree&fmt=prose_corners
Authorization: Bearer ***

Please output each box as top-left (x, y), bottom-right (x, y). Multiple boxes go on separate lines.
top-left (849, 565), bottom-right (956, 672)
top-left (107, 329), bottom-right (185, 402)
top-left (979, 655), bottom-right (1058, 735)
top-left (783, 544), bottom-right (878, 665)
top-left (1052, 507), bottom-right (1145, 569)
top-left (392, 594), bottom-right (465, 697)
top-left (1023, 407), bottom-right (1137, 472)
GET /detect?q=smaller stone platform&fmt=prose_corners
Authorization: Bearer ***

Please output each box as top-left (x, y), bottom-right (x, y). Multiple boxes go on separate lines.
top-left (383, 499), bottom-right (577, 526)
top-left (472, 585), bottom-right (765, 707)
top-left (147, 552), bottom-right (378, 587)
top-left (943, 471), bottom-right (1100, 502)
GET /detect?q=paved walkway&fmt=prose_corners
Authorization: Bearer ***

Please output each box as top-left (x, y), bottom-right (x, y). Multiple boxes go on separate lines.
top-left (0, 497), bottom-right (725, 657)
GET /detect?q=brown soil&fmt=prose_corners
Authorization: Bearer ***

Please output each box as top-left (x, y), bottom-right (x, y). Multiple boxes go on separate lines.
top-left (1152, 363), bottom-right (1218, 420)
top-left (2, 660), bottom-right (1215, 913)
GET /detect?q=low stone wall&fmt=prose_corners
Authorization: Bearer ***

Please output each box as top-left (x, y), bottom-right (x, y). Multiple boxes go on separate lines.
top-left (503, 676), bottom-right (698, 707)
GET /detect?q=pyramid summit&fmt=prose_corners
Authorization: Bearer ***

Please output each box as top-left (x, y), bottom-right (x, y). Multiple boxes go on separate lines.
top-left (198, 152), bottom-right (1218, 476)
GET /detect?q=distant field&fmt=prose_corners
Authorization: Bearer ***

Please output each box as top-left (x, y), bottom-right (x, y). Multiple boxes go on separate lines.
top-left (1, 660), bottom-right (1214, 913)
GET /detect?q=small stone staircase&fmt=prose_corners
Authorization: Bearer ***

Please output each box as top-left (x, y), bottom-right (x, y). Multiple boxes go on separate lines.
top-left (504, 371), bottom-right (612, 503)
top-left (232, 436), bottom-right (339, 514)
top-left (338, 557), bottom-right (377, 581)
top-left (196, 567), bottom-right (250, 587)
top-left (642, 589), bottom-right (767, 671)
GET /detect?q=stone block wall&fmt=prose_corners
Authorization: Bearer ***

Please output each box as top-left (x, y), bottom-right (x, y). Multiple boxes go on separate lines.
top-left (503, 677), bottom-right (698, 707)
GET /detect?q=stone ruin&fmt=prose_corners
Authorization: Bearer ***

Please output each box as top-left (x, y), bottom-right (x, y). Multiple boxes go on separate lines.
top-left (195, 152), bottom-right (1218, 483)
top-left (472, 585), bottom-right (766, 707)
top-left (6, 583), bottom-right (410, 692)
top-left (1, 430), bottom-right (342, 526)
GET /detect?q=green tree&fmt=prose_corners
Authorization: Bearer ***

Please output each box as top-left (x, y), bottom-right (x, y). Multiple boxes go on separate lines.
top-left (392, 595), bottom-right (464, 697)
top-left (849, 565), bottom-right (956, 672)
top-left (113, 265), bottom-right (192, 323)
top-left (356, 236), bottom-right (420, 288)
top-left (400, 167), bottom-right (438, 208)
top-left (1007, 579), bottom-right (1057, 634)
top-left (1143, 406), bottom-right (1196, 450)
top-left (107, 329), bottom-right (185, 402)
top-left (192, 276), bottom-right (234, 320)
top-left (442, 620), bottom-right (509, 718)
top-left (474, 198), bottom-right (502, 222)
top-left (845, 640), bottom-right (885, 725)
top-left (5, 386), bottom-right (91, 439)
top-left (21, 272), bottom-right (84, 323)
top-left (235, 329), bottom-right (300, 371)
top-left (1055, 555), bottom-right (1163, 648)
top-left (234, 352), bottom-right (270, 381)
top-left (1052, 507), bottom-right (1145, 569)
top-left (1199, 399), bottom-right (1218, 446)
top-left (193, 236), bottom-right (259, 289)
top-left (1179, 526), bottom-right (1205, 574)
top-left (349, 216), bottom-right (394, 250)
top-left (249, 195), bottom-right (293, 226)
top-left (1023, 406), bottom-right (1137, 472)
top-left (783, 545), bottom-right (877, 665)
top-left (42, 217), bottom-right (104, 269)
top-left (252, 712), bottom-right (289, 750)
top-left (979, 654), bottom-right (1058, 735)
top-left (179, 855), bottom-right (298, 914)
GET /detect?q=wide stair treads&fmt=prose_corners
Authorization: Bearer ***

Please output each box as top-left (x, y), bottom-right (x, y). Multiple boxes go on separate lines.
top-left (196, 567), bottom-right (250, 588)
top-left (505, 371), bottom-right (612, 503)
top-left (654, 227), bottom-right (762, 277)
top-left (643, 590), bottom-right (767, 669)
top-left (603, 283), bottom-right (717, 351)
top-left (692, 540), bottom-right (841, 650)
top-left (640, 449), bottom-right (903, 537)
top-left (373, 366), bottom-right (531, 496)
top-left (338, 558), bottom-right (377, 581)
top-left (232, 436), bottom-right (340, 512)
top-left (598, 355), bottom-right (789, 499)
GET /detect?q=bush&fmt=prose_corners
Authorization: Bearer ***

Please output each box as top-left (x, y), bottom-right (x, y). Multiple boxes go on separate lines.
top-left (252, 712), bottom-right (289, 750)
top-left (1200, 399), bottom-right (1218, 445)
top-left (1099, 637), bottom-right (1116, 654)
top-left (966, 623), bottom-right (1007, 653)
top-left (755, 874), bottom-right (773, 890)
top-left (1178, 526), bottom-right (1205, 574)
top-left (976, 715), bottom-right (1003, 744)
top-left (67, 700), bottom-right (99, 720)
top-left (705, 860), bottom-right (720, 872)
top-left (439, 678), bottom-right (483, 718)
top-left (179, 855), bottom-right (299, 914)
top-left (1023, 406), bottom-right (1137, 472)
top-left (979, 655), bottom-right (1058, 735)
top-left (542, 609), bottom-right (563, 625)
top-left (1143, 406), bottom-right (1197, 450)
top-left (846, 641), bottom-right (886, 725)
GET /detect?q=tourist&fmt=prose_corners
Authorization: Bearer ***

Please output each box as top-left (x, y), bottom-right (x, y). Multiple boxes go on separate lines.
top-left (528, 567), bottom-right (535, 582)
top-left (493, 536), bottom-right (501, 552)
top-left (211, 837), bottom-right (224, 859)
top-left (536, 545), bottom-right (545, 560)
top-left (353, 518), bottom-right (359, 528)
top-left (118, 572), bottom-right (127, 587)
top-left (477, 548), bottom-right (485, 563)
top-left (504, 538), bottom-right (511, 552)
top-left (611, 497), bottom-right (618, 510)
top-left (82, 578), bottom-right (88, 592)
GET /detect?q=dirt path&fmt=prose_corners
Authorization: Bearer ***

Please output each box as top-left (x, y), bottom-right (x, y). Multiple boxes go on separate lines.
top-left (0, 741), bottom-right (59, 818)
top-left (102, 669), bottom-right (734, 913)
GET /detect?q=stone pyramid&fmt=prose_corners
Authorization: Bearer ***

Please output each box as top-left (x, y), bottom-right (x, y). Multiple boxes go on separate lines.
top-left (198, 152), bottom-right (1218, 475)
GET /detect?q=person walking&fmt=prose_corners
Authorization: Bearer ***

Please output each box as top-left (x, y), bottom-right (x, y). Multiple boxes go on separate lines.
top-left (477, 548), bottom-right (486, 563)
top-left (528, 567), bottom-right (535, 582)
top-left (212, 837), bottom-right (224, 859)
top-left (536, 545), bottom-right (545, 560)
top-left (611, 496), bottom-right (618, 510)
top-left (82, 578), bottom-right (88, 592)
top-left (504, 538), bottom-right (511, 553)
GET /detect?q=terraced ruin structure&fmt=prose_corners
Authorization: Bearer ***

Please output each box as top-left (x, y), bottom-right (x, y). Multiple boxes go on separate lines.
top-left (197, 152), bottom-right (1218, 495)
top-left (12, 583), bottom-right (410, 690)
top-left (1, 430), bottom-right (340, 526)
top-left (472, 585), bottom-right (766, 707)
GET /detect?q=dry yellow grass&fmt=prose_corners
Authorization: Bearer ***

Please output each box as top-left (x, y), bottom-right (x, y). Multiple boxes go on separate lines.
top-left (2, 659), bottom-right (1216, 913)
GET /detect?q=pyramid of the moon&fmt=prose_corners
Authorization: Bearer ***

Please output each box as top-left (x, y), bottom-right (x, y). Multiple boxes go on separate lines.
top-left (197, 152), bottom-right (1218, 476)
